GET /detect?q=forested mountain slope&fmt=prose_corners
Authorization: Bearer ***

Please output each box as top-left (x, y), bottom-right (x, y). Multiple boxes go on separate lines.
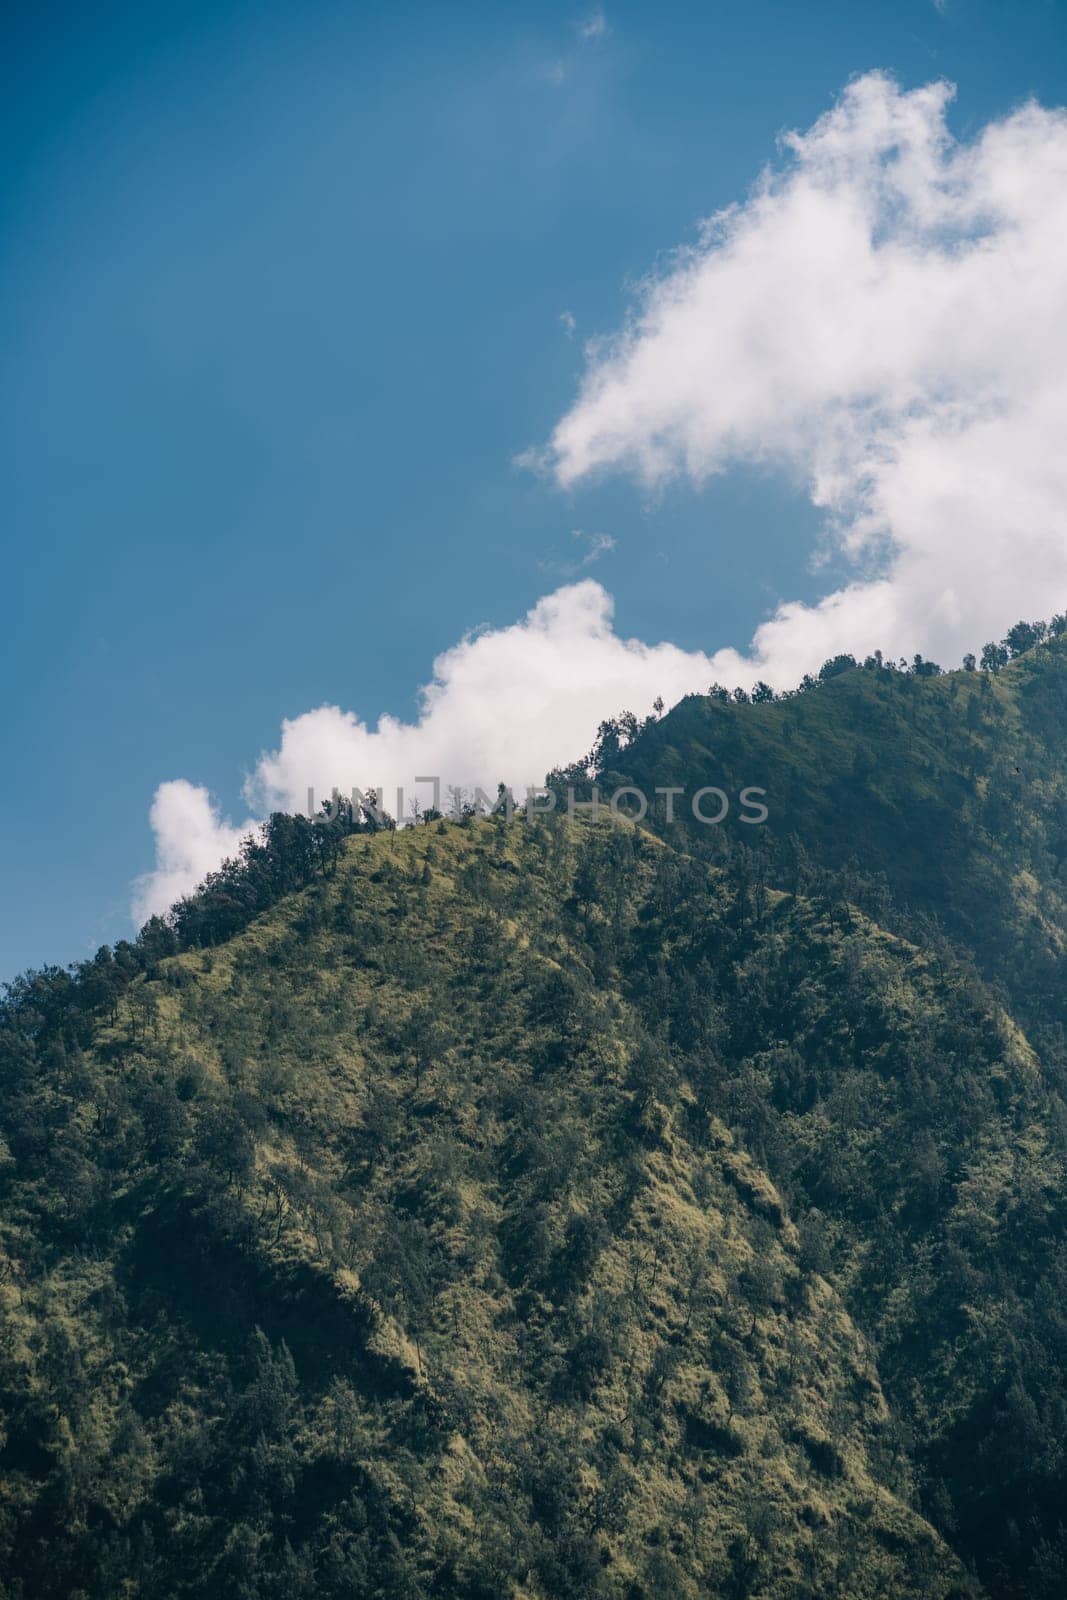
top-left (593, 635), bottom-right (1067, 1045)
top-left (3, 638), bottom-right (1067, 1600)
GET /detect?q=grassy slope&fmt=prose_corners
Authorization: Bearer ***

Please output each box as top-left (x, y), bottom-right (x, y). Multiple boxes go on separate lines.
top-left (4, 643), bottom-right (1067, 1599)
top-left (0, 817), bottom-right (974, 1600)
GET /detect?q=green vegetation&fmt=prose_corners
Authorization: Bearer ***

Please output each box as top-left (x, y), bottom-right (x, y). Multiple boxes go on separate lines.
top-left (3, 632), bottom-right (1067, 1598)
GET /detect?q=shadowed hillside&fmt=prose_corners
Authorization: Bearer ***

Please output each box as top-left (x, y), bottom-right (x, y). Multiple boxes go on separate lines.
top-left (579, 634), bottom-right (1067, 1039)
top-left (3, 638), bottom-right (1067, 1598)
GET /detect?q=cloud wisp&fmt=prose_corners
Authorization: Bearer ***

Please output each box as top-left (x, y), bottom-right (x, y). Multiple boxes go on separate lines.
top-left (546, 5), bottom-right (611, 85)
top-left (576, 8), bottom-right (610, 44)
top-left (539, 528), bottom-right (618, 576)
top-left (544, 71), bottom-right (1067, 685)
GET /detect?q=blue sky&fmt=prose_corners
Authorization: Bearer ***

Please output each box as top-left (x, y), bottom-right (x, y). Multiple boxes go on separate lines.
top-left (4, 0), bottom-right (1067, 979)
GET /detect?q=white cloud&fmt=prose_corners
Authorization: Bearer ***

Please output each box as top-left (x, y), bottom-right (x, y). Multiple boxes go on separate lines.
top-left (544, 72), bottom-right (1067, 680)
top-left (133, 582), bottom-right (721, 924)
top-left (245, 581), bottom-right (715, 816)
top-left (560, 309), bottom-right (577, 339)
top-left (132, 780), bottom-right (259, 924)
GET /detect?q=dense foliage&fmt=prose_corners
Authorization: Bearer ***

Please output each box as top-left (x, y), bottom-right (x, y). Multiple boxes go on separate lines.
top-left (2, 633), bottom-right (1067, 1598)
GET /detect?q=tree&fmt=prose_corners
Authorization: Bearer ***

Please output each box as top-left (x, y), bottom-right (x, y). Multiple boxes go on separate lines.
top-left (819, 653), bottom-right (857, 680)
top-left (718, 1339), bottom-right (752, 1422)
top-left (364, 1216), bottom-right (439, 1376)
top-left (400, 1002), bottom-right (448, 1090)
top-left (737, 1251), bottom-right (781, 1338)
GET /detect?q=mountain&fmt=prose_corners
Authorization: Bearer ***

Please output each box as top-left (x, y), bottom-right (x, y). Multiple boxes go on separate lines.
top-left (2, 635), bottom-right (1067, 1599)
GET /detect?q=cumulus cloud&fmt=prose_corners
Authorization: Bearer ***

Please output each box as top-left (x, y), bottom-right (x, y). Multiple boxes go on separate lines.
top-left (545, 71), bottom-right (1067, 682)
top-left (246, 581), bottom-right (716, 815)
top-left (132, 780), bottom-right (259, 924)
top-left (132, 583), bottom-right (721, 923)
